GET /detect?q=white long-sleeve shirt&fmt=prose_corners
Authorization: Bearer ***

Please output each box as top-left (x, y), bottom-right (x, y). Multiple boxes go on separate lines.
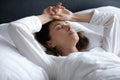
top-left (90, 9), bottom-right (120, 56)
top-left (8, 9), bottom-right (120, 80)
top-left (8, 16), bottom-right (62, 80)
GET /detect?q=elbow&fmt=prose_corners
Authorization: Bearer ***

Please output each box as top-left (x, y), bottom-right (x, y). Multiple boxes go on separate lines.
top-left (8, 22), bottom-right (18, 32)
top-left (104, 13), bottom-right (117, 26)
top-left (8, 22), bottom-right (26, 32)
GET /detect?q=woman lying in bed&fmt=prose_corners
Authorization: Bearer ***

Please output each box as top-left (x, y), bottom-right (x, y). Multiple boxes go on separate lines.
top-left (35, 3), bottom-right (120, 56)
top-left (8, 3), bottom-right (120, 80)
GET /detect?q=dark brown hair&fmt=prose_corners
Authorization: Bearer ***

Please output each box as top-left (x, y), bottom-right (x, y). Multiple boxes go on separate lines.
top-left (35, 20), bottom-right (89, 56)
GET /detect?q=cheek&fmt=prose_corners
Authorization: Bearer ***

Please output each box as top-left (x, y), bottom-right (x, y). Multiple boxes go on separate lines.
top-left (50, 31), bottom-right (67, 44)
top-left (75, 35), bottom-right (79, 43)
top-left (51, 31), bottom-right (65, 40)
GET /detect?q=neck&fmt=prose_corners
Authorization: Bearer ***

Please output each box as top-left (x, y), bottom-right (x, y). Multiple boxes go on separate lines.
top-left (58, 46), bottom-right (79, 56)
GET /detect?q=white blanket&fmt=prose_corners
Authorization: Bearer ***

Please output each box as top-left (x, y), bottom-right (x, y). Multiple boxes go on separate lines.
top-left (57, 51), bottom-right (120, 80)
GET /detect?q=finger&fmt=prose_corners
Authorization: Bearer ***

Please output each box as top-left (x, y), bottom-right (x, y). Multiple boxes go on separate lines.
top-left (56, 2), bottom-right (62, 9)
top-left (57, 2), bottom-right (66, 9)
top-left (51, 15), bottom-right (65, 20)
top-left (50, 6), bottom-right (57, 15)
top-left (51, 15), bottom-right (61, 20)
top-left (49, 6), bottom-right (56, 15)
top-left (57, 2), bottom-right (62, 7)
top-left (52, 8), bottom-right (58, 14)
top-left (52, 6), bottom-right (62, 15)
top-left (53, 7), bottom-right (61, 14)
top-left (57, 5), bottom-right (65, 10)
top-left (57, 2), bottom-right (62, 6)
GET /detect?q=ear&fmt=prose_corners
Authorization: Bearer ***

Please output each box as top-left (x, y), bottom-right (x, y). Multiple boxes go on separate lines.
top-left (47, 41), bottom-right (56, 48)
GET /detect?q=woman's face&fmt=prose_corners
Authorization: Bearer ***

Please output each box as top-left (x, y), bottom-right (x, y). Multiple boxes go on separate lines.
top-left (47, 20), bottom-right (79, 49)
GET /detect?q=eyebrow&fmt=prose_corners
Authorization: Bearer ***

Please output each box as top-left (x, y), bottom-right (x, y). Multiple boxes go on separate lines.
top-left (52, 21), bottom-right (68, 29)
top-left (53, 23), bottom-right (62, 29)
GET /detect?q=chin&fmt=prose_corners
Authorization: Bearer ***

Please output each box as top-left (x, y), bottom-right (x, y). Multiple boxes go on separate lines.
top-left (70, 37), bottom-right (79, 45)
top-left (72, 34), bottom-right (79, 42)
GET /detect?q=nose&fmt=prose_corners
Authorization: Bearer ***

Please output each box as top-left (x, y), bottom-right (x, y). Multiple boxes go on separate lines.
top-left (65, 24), bottom-right (71, 31)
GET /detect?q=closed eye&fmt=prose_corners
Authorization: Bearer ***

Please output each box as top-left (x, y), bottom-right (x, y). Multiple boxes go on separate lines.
top-left (55, 25), bottom-right (64, 30)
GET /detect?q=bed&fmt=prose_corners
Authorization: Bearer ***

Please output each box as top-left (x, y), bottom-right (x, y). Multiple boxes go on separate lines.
top-left (0, 0), bottom-right (120, 80)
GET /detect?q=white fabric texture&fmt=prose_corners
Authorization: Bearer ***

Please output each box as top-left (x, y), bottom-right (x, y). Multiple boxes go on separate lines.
top-left (7, 16), bottom-right (61, 80)
top-left (0, 17), bottom-right (51, 80)
top-left (57, 52), bottom-right (120, 80)
top-left (1, 6), bottom-right (120, 80)
top-left (56, 7), bottom-right (120, 80)
top-left (68, 21), bottom-right (103, 51)
top-left (0, 37), bottom-right (48, 80)
top-left (90, 9), bottom-right (120, 56)
top-left (68, 6), bottom-right (120, 52)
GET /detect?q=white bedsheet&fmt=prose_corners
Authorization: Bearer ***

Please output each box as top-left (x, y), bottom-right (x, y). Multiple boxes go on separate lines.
top-left (57, 51), bottom-right (120, 80)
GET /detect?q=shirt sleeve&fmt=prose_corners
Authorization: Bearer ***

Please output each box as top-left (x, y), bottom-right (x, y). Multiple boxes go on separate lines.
top-left (8, 16), bottom-right (58, 80)
top-left (89, 10), bottom-right (120, 56)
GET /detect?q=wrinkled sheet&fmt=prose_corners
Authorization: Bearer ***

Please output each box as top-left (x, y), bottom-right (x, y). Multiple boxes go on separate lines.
top-left (57, 51), bottom-right (120, 80)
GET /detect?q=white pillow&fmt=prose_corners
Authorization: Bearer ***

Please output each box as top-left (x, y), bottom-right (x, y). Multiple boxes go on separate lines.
top-left (68, 21), bottom-right (103, 51)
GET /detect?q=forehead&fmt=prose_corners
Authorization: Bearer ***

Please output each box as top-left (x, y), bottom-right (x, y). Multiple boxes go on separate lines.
top-left (49, 20), bottom-right (66, 28)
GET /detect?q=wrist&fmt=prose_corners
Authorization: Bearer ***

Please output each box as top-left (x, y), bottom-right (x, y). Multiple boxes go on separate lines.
top-left (70, 12), bottom-right (93, 22)
top-left (37, 14), bottom-right (53, 24)
top-left (70, 13), bottom-right (81, 22)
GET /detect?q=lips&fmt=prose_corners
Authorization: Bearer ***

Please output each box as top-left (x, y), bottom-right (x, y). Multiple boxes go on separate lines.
top-left (68, 31), bottom-right (74, 35)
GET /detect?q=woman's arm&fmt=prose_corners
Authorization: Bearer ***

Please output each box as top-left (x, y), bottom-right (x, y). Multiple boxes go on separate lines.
top-left (50, 3), bottom-right (94, 23)
top-left (53, 5), bottom-right (120, 56)
top-left (37, 6), bottom-right (54, 24)
top-left (37, 14), bottom-right (52, 24)
top-left (8, 5), bottom-right (59, 80)
top-left (70, 11), bottom-right (94, 22)
top-left (37, 3), bottom-right (63, 24)
top-left (8, 16), bottom-right (55, 79)
top-left (90, 10), bottom-right (120, 56)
